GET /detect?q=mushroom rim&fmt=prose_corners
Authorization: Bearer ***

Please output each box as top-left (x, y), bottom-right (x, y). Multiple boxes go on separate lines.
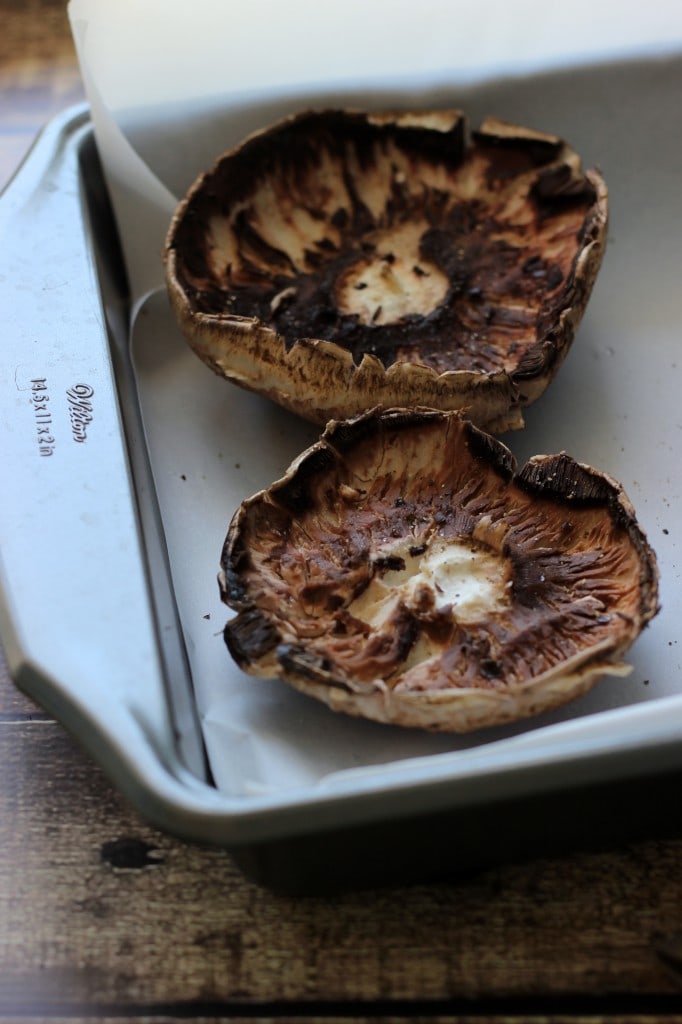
top-left (163, 109), bottom-right (609, 428)
top-left (218, 408), bottom-right (659, 731)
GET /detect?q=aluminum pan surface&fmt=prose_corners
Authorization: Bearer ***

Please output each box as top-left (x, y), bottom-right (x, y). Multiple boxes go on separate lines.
top-left (1, 54), bottom-right (681, 846)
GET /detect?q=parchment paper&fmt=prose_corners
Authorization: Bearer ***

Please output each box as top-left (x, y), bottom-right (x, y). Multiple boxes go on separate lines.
top-left (68, 1), bottom-right (682, 797)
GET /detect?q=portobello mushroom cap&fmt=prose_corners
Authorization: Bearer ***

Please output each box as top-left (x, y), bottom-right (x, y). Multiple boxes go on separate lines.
top-left (165, 109), bottom-right (608, 432)
top-left (220, 409), bottom-right (659, 732)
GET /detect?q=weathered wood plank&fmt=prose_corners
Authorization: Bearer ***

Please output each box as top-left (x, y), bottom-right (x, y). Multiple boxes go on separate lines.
top-left (0, 1018), bottom-right (679, 1024)
top-left (0, 0), bottom-right (80, 68)
top-left (1, 720), bottom-right (682, 1015)
top-left (0, 0), bottom-right (84, 189)
top-left (2, 1018), bottom-right (682, 1024)
top-left (0, 651), bottom-right (48, 718)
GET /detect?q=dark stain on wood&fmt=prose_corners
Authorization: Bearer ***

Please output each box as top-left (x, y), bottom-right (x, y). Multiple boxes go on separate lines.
top-left (100, 837), bottom-right (164, 870)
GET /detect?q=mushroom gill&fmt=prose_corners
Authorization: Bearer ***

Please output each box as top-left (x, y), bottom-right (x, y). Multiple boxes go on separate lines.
top-left (165, 109), bottom-right (608, 432)
top-left (220, 410), bottom-right (659, 732)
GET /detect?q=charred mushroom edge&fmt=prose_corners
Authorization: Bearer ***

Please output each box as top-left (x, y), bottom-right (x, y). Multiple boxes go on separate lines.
top-left (219, 409), bottom-right (659, 733)
top-left (165, 109), bottom-right (608, 433)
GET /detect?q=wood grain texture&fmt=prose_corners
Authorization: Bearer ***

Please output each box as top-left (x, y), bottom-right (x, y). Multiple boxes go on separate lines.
top-left (9, 1018), bottom-right (670, 1024)
top-left (0, 657), bottom-right (42, 718)
top-left (2, 721), bottom-right (682, 1015)
top-left (0, 0), bottom-right (83, 189)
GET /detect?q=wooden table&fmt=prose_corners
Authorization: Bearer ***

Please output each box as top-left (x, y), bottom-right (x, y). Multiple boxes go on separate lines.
top-left (2, 3), bottom-right (682, 1020)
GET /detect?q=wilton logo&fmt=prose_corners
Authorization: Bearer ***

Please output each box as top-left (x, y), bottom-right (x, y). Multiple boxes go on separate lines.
top-left (67, 383), bottom-right (94, 443)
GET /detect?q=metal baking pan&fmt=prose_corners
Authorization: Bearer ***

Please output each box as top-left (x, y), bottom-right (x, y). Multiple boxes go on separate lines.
top-left (2, 51), bottom-right (682, 893)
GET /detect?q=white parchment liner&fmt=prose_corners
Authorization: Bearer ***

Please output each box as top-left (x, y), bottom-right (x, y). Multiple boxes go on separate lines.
top-left (68, 0), bottom-right (682, 797)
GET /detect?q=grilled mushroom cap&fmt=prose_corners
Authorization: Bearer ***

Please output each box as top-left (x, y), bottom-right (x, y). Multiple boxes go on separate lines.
top-left (166, 109), bottom-right (607, 432)
top-left (220, 410), bottom-right (659, 732)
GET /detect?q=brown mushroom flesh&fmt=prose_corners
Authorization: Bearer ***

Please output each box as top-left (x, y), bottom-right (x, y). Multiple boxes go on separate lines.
top-left (166, 110), bottom-right (608, 432)
top-left (220, 410), bottom-right (659, 732)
